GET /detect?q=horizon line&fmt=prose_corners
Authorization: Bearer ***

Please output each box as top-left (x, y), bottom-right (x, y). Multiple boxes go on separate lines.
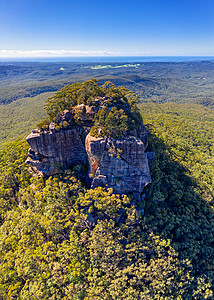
top-left (0, 50), bottom-right (213, 59)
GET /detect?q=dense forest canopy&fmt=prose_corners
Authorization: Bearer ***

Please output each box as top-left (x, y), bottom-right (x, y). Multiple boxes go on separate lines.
top-left (1, 61), bottom-right (214, 109)
top-left (44, 79), bottom-right (140, 118)
top-left (39, 79), bottom-right (142, 138)
top-left (0, 78), bottom-right (214, 298)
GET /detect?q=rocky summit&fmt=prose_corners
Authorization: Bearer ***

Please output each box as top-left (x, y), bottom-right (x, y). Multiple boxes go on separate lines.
top-left (26, 102), bottom-right (153, 199)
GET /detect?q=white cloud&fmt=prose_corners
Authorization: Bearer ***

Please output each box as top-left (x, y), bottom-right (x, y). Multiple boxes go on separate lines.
top-left (0, 49), bottom-right (120, 57)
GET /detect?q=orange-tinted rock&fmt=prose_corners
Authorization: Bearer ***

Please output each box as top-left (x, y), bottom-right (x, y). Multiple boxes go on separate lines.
top-left (85, 135), bottom-right (106, 175)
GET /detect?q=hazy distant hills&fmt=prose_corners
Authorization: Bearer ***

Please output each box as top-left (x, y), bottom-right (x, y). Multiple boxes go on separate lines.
top-left (0, 60), bottom-right (214, 108)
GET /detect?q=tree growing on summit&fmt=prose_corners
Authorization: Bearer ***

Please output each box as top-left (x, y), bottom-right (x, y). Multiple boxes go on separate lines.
top-left (38, 79), bottom-right (142, 138)
top-left (91, 107), bottom-right (129, 138)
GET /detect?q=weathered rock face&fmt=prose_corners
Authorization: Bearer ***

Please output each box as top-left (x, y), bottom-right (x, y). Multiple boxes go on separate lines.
top-left (26, 128), bottom-right (88, 176)
top-left (85, 134), bottom-right (151, 197)
top-left (26, 107), bottom-right (153, 198)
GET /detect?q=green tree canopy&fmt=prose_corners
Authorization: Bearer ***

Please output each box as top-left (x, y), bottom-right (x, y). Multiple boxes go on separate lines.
top-left (41, 79), bottom-right (142, 138)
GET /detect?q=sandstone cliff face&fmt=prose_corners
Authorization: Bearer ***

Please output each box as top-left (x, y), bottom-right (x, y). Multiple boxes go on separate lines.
top-left (26, 128), bottom-right (88, 176)
top-left (85, 134), bottom-right (151, 197)
top-left (26, 105), bottom-right (153, 199)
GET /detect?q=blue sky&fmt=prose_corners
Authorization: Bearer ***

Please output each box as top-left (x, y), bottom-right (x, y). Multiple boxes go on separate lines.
top-left (0, 0), bottom-right (214, 57)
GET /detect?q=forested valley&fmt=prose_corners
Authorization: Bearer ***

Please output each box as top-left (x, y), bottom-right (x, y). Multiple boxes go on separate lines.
top-left (0, 62), bottom-right (214, 299)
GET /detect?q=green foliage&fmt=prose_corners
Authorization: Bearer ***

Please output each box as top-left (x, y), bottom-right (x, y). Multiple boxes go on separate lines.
top-left (0, 99), bottom-right (213, 298)
top-left (140, 102), bottom-right (214, 298)
top-left (0, 166), bottom-right (195, 299)
top-left (3, 61), bottom-right (214, 147)
top-left (85, 224), bottom-right (193, 300)
top-left (37, 117), bottom-right (50, 130)
top-left (0, 140), bottom-right (30, 221)
top-left (45, 79), bottom-right (102, 120)
top-left (41, 79), bottom-right (142, 138)
top-left (44, 79), bottom-right (141, 120)
top-left (0, 92), bottom-right (52, 148)
top-left (139, 102), bottom-right (214, 200)
top-left (1, 61), bottom-right (214, 110)
top-left (91, 107), bottom-right (129, 138)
